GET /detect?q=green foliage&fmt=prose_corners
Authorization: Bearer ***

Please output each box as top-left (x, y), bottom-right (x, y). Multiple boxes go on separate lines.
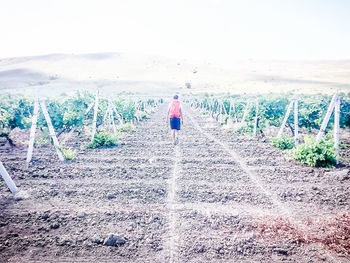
top-left (38, 98), bottom-right (64, 129)
top-left (0, 93), bottom-right (158, 138)
top-left (219, 115), bottom-right (229, 125)
top-left (88, 131), bottom-right (118, 148)
top-left (189, 93), bottom-right (350, 131)
top-left (58, 146), bottom-right (76, 160)
top-left (35, 127), bottom-right (51, 145)
top-left (62, 91), bottom-right (92, 129)
top-left (258, 96), bottom-right (289, 127)
top-left (114, 99), bottom-right (136, 122)
top-left (117, 123), bottom-right (137, 132)
top-left (233, 123), bottom-right (253, 134)
top-left (0, 108), bottom-right (10, 128)
top-left (270, 135), bottom-right (295, 150)
top-left (290, 135), bottom-right (337, 168)
top-left (0, 95), bottom-right (33, 130)
top-left (146, 98), bottom-right (156, 107)
top-left (140, 111), bottom-right (149, 120)
top-left (63, 109), bottom-right (82, 128)
top-left (38, 91), bottom-right (92, 131)
top-left (340, 96), bottom-right (350, 128)
top-left (36, 137), bottom-right (51, 145)
top-left (298, 96), bottom-right (328, 131)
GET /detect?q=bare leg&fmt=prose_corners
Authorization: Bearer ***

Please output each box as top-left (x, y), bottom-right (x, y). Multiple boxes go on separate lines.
top-left (172, 129), bottom-right (176, 144)
top-left (175, 130), bottom-right (179, 144)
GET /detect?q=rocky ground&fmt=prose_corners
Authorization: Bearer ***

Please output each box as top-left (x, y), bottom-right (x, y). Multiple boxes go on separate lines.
top-left (0, 103), bottom-right (349, 262)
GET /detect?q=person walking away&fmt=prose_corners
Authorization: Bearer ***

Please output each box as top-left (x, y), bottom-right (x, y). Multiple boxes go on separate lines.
top-left (167, 95), bottom-right (183, 145)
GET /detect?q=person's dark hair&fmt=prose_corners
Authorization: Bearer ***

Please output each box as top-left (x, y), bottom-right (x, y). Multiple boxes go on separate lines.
top-left (173, 95), bottom-right (179, 99)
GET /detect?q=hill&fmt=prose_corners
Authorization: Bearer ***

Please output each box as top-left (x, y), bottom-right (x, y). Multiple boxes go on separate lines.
top-left (0, 53), bottom-right (349, 96)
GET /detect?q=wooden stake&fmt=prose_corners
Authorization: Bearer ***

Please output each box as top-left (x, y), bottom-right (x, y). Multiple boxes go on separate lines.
top-left (222, 103), bottom-right (228, 115)
top-left (316, 94), bottom-right (337, 142)
top-left (26, 97), bottom-right (39, 163)
top-left (334, 96), bottom-right (340, 164)
top-left (110, 110), bottom-right (116, 134)
top-left (103, 101), bottom-right (111, 123)
top-left (91, 92), bottom-right (99, 142)
top-left (228, 101), bottom-right (232, 122)
top-left (253, 100), bottom-right (259, 136)
top-left (209, 102), bottom-right (214, 117)
top-left (111, 103), bottom-right (123, 124)
top-left (85, 101), bottom-right (94, 115)
top-left (39, 99), bottom-right (64, 161)
top-left (294, 98), bottom-right (299, 144)
top-left (0, 161), bottom-right (18, 195)
top-left (106, 100), bottom-right (116, 134)
top-left (231, 101), bottom-right (238, 123)
top-left (277, 99), bottom-right (294, 137)
top-left (241, 101), bottom-right (251, 124)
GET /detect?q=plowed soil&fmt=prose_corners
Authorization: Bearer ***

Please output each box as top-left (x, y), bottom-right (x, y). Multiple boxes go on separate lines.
top-left (0, 103), bottom-right (349, 263)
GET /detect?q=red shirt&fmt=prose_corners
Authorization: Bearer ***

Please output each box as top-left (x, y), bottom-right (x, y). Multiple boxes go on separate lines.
top-left (169, 100), bottom-right (181, 117)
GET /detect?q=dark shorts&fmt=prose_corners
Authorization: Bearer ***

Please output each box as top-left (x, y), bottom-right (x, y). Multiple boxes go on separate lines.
top-left (170, 117), bottom-right (181, 130)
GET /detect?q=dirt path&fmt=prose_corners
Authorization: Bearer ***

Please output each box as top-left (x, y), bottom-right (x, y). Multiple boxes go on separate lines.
top-left (0, 103), bottom-right (349, 262)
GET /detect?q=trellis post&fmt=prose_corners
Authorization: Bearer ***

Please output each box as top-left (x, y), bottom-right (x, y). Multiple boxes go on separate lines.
top-left (111, 111), bottom-right (116, 134)
top-left (294, 97), bottom-right (299, 144)
top-left (85, 101), bottom-right (95, 115)
top-left (103, 100), bottom-right (111, 123)
top-left (0, 161), bottom-right (18, 195)
top-left (314, 93), bottom-right (340, 164)
top-left (222, 102), bottom-right (228, 115)
top-left (39, 99), bottom-right (64, 161)
top-left (107, 99), bottom-right (117, 134)
top-left (230, 101), bottom-right (238, 123)
top-left (216, 101), bottom-right (222, 121)
top-left (228, 101), bottom-right (232, 122)
top-left (26, 96), bottom-right (39, 163)
top-left (111, 102), bottom-right (124, 124)
top-left (91, 91), bottom-right (99, 142)
top-left (316, 94), bottom-right (338, 142)
top-left (241, 101), bottom-right (251, 124)
top-left (253, 100), bottom-right (259, 136)
top-left (26, 96), bottom-right (64, 163)
top-left (334, 96), bottom-right (340, 164)
top-left (277, 96), bottom-right (296, 137)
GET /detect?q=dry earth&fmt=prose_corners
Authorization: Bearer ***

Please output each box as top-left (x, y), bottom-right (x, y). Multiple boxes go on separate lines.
top-left (0, 103), bottom-right (349, 262)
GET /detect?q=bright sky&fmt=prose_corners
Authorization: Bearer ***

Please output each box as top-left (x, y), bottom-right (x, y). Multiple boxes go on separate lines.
top-left (1, 0), bottom-right (350, 61)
